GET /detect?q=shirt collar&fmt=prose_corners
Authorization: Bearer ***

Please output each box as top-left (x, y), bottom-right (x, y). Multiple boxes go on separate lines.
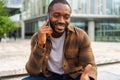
top-left (67, 25), bottom-right (75, 33)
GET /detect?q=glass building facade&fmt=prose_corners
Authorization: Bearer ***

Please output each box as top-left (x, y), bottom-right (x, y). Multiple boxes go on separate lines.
top-left (2, 0), bottom-right (22, 8)
top-left (95, 22), bottom-right (120, 42)
top-left (21, 0), bottom-right (120, 42)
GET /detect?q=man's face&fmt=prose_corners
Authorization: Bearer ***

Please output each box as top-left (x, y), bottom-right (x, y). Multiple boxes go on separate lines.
top-left (49, 3), bottom-right (71, 35)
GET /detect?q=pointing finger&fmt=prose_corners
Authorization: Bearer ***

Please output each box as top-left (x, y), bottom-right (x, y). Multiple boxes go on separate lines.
top-left (80, 64), bottom-right (92, 80)
top-left (83, 64), bottom-right (91, 75)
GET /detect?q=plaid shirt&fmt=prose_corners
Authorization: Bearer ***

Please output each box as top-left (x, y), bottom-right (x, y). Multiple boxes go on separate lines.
top-left (26, 25), bottom-right (97, 80)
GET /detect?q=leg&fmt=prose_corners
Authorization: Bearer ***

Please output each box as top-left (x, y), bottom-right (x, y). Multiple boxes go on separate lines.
top-left (22, 76), bottom-right (45, 80)
top-left (22, 73), bottom-right (62, 80)
top-left (62, 74), bottom-right (80, 80)
top-left (22, 74), bottom-right (46, 80)
top-left (22, 76), bottom-right (43, 80)
top-left (22, 74), bottom-right (80, 80)
top-left (75, 75), bottom-right (81, 80)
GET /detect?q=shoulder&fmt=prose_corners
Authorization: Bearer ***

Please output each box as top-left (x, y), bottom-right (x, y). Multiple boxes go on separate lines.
top-left (69, 25), bottom-right (87, 35)
top-left (72, 26), bottom-right (91, 45)
top-left (31, 32), bottom-right (38, 41)
top-left (71, 26), bottom-right (88, 39)
top-left (73, 26), bottom-right (87, 35)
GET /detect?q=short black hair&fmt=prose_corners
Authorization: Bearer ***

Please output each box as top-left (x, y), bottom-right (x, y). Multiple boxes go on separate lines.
top-left (48, 0), bottom-right (72, 13)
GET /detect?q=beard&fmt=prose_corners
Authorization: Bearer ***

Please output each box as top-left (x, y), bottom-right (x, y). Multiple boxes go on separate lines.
top-left (50, 21), bottom-right (68, 35)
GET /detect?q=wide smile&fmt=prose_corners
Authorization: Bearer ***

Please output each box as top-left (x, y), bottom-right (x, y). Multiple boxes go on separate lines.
top-left (55, 24), bottom-right (65, 32)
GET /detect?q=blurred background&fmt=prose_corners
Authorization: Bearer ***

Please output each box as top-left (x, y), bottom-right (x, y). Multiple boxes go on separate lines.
top-left (0, 0), bottom-right (120, 42)
top-left (0, 0), bottom-right (120, 80)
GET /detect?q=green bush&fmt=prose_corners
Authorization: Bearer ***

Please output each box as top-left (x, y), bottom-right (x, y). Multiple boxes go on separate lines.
top-left (0, 16), bottom-right (16, 38)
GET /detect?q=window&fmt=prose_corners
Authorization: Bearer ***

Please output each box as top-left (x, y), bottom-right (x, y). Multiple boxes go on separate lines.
top-left (90, 0), bottom-right (94, 14)
top-left (113, 0), bottom-right (120, 15)
top-left (42, 0), bottom-right (49, 14)
top-left (10, 0), bottom-right (22, 4)
top-left (81, 0), bottom-right (87, 14)
top-left (106, 0), bottom-right (113, 15)
top-left (23, 0), bottom-right (28, 11)
top-left (72, 0), bottom-right (80, 13)
top-left (98, 0), bottom-right (103, 14)
top-left (95, 22), bottom-right (120, 42)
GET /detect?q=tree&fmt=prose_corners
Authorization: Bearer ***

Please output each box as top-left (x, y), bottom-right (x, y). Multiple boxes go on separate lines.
top-left (0, 1), bottom-right (16, 38)
top-left (0, 16), bottom-right (16, 37)
top-left (0, 0), bottom-right (8, 16)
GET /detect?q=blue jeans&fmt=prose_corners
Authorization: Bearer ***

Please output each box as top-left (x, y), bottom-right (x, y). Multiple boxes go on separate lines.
top-left (22, 73), bottom-right (80, 80)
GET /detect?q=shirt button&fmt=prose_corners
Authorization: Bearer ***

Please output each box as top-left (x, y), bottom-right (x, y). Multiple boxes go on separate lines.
top-left (45, 55), bottom-right (48, 59)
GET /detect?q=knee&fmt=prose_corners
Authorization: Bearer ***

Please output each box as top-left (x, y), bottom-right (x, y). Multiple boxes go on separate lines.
top-left (22, 76), bottom-right (30, 80)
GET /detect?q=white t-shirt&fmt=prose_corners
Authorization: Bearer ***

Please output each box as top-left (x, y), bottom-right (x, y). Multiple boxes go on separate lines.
top-left (47, 32), bottom-right (65, 75)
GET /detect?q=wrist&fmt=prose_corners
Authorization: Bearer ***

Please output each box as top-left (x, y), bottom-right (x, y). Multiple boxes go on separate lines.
top-left (37, 42), bottom-right (45, 48)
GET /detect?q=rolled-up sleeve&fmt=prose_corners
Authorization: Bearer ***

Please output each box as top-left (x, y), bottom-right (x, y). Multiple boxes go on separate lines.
top-left (26, 34), bottom-right (45, 76)
top-left (79, 32), bottom-right (97, 80)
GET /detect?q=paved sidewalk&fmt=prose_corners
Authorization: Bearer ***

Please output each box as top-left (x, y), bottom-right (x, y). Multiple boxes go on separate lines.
top-left (91, 42), bottom-right (120, 65)
top-left (0, 39), bottom-right (30, 77)
top-left (0, 39), bottom-right (120, 79)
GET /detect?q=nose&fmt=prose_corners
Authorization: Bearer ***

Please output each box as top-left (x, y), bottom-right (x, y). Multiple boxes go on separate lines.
top-left (58, 16), bottom-right (65, 23)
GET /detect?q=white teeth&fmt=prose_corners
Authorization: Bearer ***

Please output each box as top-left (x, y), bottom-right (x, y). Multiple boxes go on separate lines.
top-left (56, 25), bottom-right (64, 30)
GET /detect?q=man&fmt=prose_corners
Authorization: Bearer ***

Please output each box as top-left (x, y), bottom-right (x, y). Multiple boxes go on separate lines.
top-left (22, 0), bottom-right (97, 80)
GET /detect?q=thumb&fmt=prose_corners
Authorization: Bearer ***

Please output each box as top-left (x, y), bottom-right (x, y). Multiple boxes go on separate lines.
top-left (80, 64), bottom-right (92, 80)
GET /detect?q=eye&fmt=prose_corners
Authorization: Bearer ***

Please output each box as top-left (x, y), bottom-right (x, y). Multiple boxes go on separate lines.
top-left (64, 15), bottom-right (70, 19)
top-left (53, 14), bottom-right (60, 18)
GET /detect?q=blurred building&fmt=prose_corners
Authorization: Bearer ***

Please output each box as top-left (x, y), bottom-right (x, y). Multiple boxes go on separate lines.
top-left (2, 0), bottom-right (22, 15)
top-left (21, 0), bottom-right (120, 42)
top-left (2, 0), bottom-right (22, 38)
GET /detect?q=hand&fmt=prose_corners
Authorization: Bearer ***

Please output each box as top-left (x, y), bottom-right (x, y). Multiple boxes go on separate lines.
top-left (38, 20), bottom-right (52, 46)
top-left (80, 64), bottom-right (92, 80)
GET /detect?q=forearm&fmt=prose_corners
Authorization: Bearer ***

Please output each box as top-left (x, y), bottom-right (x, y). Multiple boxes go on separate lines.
top-left (26, 43), bottom-right (45, 75)
top-left (79, 34), bottom-right (97, 80)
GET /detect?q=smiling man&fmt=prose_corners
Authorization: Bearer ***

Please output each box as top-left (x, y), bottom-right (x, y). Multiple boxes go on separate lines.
top-left (22, 0), bottom-right (97, 80)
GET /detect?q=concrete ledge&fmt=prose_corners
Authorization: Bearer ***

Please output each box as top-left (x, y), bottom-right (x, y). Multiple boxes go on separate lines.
top-left (96, 58), bottom-right (120, 66)
top-left (1, 58), bottom-right (120, 78)
top-left (0, 68), bottom-right (27, 78)
top-left (0, 41), bottom-right (120, 78)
